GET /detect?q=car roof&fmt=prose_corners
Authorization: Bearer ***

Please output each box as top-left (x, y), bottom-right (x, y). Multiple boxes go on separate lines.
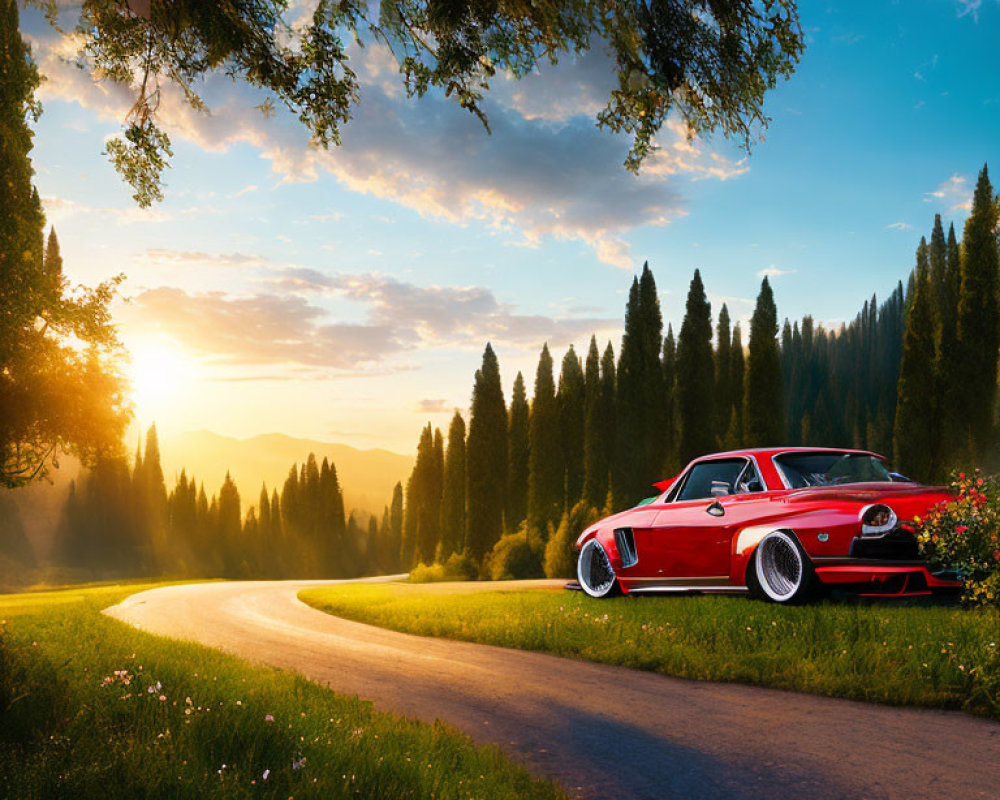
top-left (693, 446), bottom-right (886, 461)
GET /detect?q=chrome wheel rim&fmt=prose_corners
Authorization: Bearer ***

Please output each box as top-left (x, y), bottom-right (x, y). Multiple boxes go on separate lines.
top-left (756, 532), bottom-right (803, 602)
top-left (578, 540), bottom-right (616, 598)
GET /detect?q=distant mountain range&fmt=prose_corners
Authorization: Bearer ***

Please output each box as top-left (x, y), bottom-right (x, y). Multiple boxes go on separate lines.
top-left (159, 430), bottom-right (414, 518)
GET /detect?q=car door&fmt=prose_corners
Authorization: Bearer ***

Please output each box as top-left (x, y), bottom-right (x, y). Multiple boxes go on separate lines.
top-left (631, 458), bottom-right (762, 585)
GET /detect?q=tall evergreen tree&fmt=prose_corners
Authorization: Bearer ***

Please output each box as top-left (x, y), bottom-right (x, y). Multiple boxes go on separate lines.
top-left (936, 222), bottom-right (963, 472)
top-left (583, 341), bottom-right (616, 508)
top-left (612, 263), bottom-right (665, 505)
top-left (675, 270), bottom-right (715, 465)
top-left (582, 337), bottom-right (603, 507)
top-left (218, 472), bottom-right (242, 576)
top-left (389, 481), bottom-right (403, 572)
top-left (505, 373), bottom-right (530, 533)
top-left (557, 345), bottom-right (586, 509)
top-left (406, 424), bottom-right (443, 566)
top-left (744, 277), bottom-right (783, 446)
top-left (714, 305), bottom-right (732, 440)
top-left (440, 411), bottom-right (467, 560)
top-left (726, 323), bottom-right (745, 447)
top-left (894, 244), bottom-right (937, 480)
top-left (660, 326), bottom-right (677, 473)
top-left (464, 344), bottom-right (507, 563)
top-left (527, 344), bottom-right (562, 533)
top-left (956, 164), bottom-right (999, 463)
top-left (928, 214), bottom-right (948, 335)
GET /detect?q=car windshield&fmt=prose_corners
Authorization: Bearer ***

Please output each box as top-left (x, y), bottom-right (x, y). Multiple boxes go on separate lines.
top-left (774, 452), bottom-right (892, 488)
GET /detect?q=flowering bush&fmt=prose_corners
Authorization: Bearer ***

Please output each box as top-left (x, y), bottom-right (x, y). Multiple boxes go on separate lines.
top-left (915, 471), bottom-right (1000, 606)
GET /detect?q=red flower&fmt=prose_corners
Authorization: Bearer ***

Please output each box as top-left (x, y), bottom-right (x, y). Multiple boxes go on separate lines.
top-left (994, 549), bottom-right (1000, 562)
top-left (959, 472), bottom-right (967, 480)
top-left (956, 525), bottom-right (968, 534)
top-left (977, 478), bottom-right (984, 487)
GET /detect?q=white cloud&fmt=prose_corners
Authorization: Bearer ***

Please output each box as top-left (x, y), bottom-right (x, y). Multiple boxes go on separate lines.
top-left (956, 1), bottom-right (982, 22)
top-left (139, 249), bottom-right (268, 268)
top-left (42, 195), bottom-right (173, 225)
top-left (31, 32), bottom-right (742, 271)
top-left (924, 173), bottom-right (971, 211)
top-left (125, 272), bottom-right (618, 371)
top-left (756, 266), bottom-right (796, 279)
top-left (416, 398), bottom-right (451, 414)
top-left (885, 222), bottom-right (913, 231)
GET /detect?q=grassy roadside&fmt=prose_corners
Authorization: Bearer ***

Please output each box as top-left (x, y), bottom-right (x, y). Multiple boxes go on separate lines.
top-left (0, 583), bottom-right (565, 800)
top-left (300, 582), bottom-right (1000, 719)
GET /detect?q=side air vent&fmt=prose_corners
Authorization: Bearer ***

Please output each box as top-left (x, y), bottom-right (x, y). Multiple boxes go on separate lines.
top-left (614, 528), bottom-right (638, 568)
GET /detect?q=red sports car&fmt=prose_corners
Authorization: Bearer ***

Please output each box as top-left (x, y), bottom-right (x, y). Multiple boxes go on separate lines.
top-left (575, 447), bottom-right (962, 603)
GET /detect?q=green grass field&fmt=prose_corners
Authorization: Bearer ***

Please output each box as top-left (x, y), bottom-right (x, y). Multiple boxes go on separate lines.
top-left (300, 582), bottom-right (1000, 719)
top-left (0, 583), bottom-right (565, 800)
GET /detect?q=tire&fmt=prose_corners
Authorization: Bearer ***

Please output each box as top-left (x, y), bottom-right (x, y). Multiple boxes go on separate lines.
top-left (577, 539), bottom-right (620, 598)
top-left (749, 531), bottom-right (815, 604)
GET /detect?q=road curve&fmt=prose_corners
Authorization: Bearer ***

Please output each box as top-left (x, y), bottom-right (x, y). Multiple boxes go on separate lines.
top-left (105, 580), bottom-right (1000, 800)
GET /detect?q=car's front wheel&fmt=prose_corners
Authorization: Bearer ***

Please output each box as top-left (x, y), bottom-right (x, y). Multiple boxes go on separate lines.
top-left (577, 539), bottom-right (619, 598)
top-left (750, 531), bottom-right (814, 604)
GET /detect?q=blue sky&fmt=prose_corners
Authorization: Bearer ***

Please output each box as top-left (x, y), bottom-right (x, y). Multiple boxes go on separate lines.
top-left (22, 1), bottom-right (1000, 452)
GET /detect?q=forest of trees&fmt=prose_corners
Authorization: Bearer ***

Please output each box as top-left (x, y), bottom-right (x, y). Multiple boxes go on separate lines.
top-left (51, 424), bottom-right (405, 581)
top-left (1, 165), bottom-right (995, 585)
top-left (400, 165), bottom-right (1000, 580)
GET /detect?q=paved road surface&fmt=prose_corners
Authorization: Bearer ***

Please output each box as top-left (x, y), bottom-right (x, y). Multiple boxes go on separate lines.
top-left (105, 580), bottom-right (1000, 799)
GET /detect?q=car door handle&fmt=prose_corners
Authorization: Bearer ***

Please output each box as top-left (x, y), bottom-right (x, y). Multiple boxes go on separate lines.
top-left (706, 501), bottom-right (725, 517)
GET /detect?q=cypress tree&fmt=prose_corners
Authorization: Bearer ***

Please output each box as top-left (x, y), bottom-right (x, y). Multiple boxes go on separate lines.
top-left (141, 424), bottom-right (168, 568)
top-left (440, 411), bottom-right (467, 560)
top-left (612, 263), bottom-right (665, 505)
top-left (676, 270), bottom-right (715, 465)
top-left (464, 344), bottom-right (507, 563)
top-left (744, 277), bottom-right (783, 446)
top-left (726, 323), bottom-right (745, 448)
top-left (527, 344), bottom-right (562, 533)
top-left (582, 337), bottom-right (603, 508)
top-left (389, 481), bottom-right (403, 572)
top-left (660, 326), bottom-right (677, 473)
top-left (218, 471), bottom-right (241, 576)
top-left (406, 423), bottom-right (443, 566)
top-left (935, 223), bottom-right (963, 472)
top-left (583, 341), bottom-right (616, 508)
top-left (638, 264), bottom-right (666, 458)
top-left (426, 428), bottom-right (444, 560)
top-left (714, 305), bottom-right (732, 440)
top-left (894, 243), bottom-right (937, 480)
top-left (956, 164), bottom-right (999, 464)
top-left (557, 345), bottom-right (585, 509)
top-left (505, 373), bottom-right (529, 532)
top-left (318, 457), bottom-right (346, 575)
top-left (928, 214), bottom-right (948, 335)
top-left (43, 227), bottom-right (62, 286)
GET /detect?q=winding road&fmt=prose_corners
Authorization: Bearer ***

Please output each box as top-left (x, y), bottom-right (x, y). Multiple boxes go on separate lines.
top-left (105, 580), bottom-right (1000, 800)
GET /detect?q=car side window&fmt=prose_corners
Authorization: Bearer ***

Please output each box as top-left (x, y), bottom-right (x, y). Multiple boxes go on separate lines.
top-left (676, 459), bottom-right (747, 501)
top-left (736, 460), bottom-right (765, 494)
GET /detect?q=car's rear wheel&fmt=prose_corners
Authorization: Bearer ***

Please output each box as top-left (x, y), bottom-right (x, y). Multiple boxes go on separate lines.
top-left (577, 539), bottom-right (619, 598)
top-left (750, 531), bottom-right (814, 604)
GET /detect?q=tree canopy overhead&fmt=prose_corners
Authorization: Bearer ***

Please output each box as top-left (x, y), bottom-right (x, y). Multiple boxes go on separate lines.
top-left (30, 0), bottom-right (804, 206)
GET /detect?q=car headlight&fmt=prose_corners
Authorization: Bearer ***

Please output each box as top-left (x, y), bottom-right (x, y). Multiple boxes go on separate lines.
top-left (859, 504), bottom-right (897, 537)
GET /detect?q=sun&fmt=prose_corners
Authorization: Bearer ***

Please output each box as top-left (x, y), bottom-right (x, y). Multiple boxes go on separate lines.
top-left (127, 340), bottom-right (192, 419)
